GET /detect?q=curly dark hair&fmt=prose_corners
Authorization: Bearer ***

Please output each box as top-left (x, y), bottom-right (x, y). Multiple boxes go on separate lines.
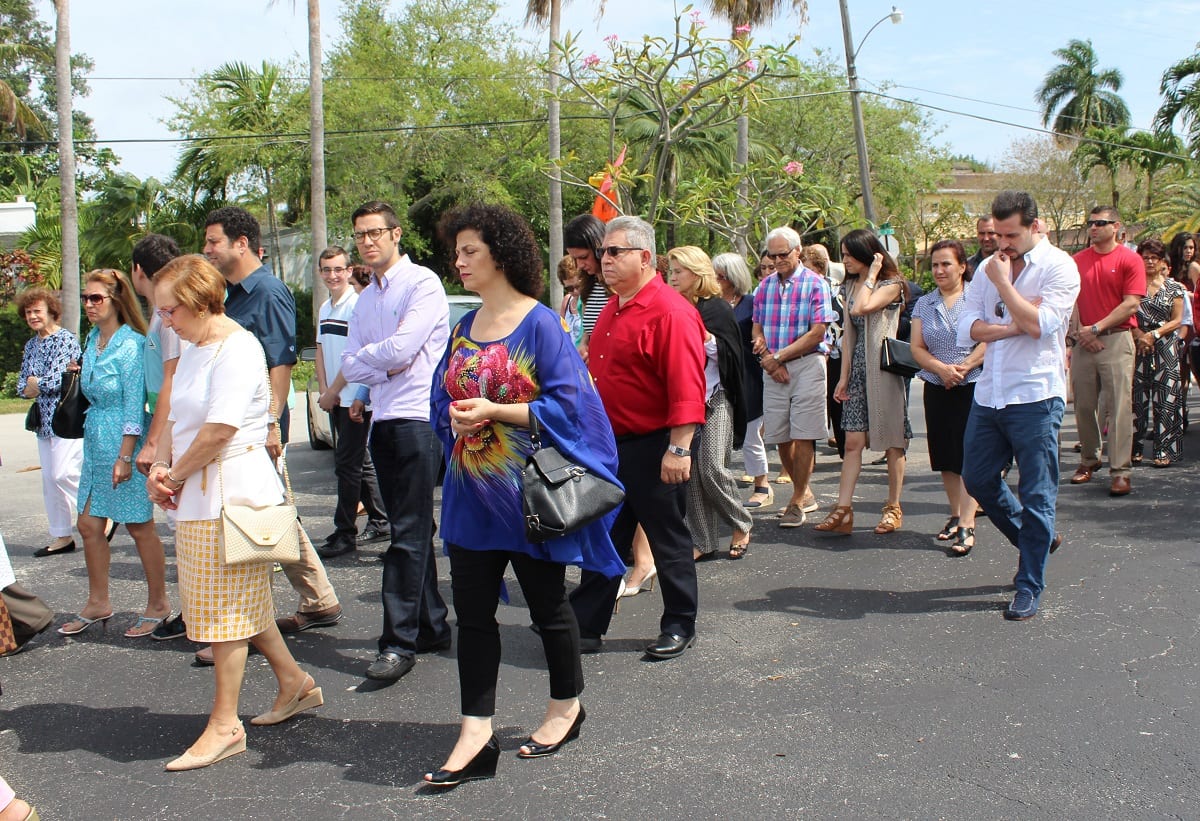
top-left (16, 286), bottom-right (62, 321)
top-left (437, 203), bottom-right (544, 298)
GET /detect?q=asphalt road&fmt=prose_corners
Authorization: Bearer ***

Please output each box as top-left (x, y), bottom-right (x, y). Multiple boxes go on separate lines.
top-left (0, 393), bottom-right (1196, 820)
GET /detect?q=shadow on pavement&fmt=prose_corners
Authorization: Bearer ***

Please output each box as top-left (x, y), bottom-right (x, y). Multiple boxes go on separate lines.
top-left (735, 583), bottom-right (1012, 620)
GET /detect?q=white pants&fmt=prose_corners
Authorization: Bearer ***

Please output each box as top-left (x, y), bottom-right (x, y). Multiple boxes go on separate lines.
top-left (742, 415), bottom-right (769, 478)
top-left (38, 435), bottom-right (82, 538)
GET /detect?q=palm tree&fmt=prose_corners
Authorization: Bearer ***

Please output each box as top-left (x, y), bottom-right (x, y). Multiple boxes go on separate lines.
top-left (54, 0), bottom-right (80, 333)
top-left (706, 0), bottom-right (807, 252)
top-left (1071, 126), bottom-right (1129, 209)
top-left (0, 79), bottom-right (44, 138)
top-left (1145, 178), bottom-right (1200, 237)
top-left (1119, 130), bottom-right (1185, 213)
top-left (1155, 49), bottom-right (1200, 159)
top-left (1036, 39), bottom-right (1130, 142)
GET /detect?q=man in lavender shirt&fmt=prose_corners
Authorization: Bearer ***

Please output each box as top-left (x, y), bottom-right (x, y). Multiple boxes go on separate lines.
top-left (342, 201), bottom-right (452, 682)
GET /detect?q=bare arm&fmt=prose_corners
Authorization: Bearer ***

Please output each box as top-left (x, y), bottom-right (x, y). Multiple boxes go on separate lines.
top-left (136, 357), bottom-right (179, 475)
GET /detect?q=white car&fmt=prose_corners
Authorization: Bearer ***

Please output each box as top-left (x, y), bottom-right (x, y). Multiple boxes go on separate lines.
top-left (302, 293), bottom-right (483, 451)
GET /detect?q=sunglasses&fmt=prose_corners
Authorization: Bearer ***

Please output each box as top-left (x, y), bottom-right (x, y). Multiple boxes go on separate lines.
top-left (765, 250), bottom-right (793, 260)
top-left (82, 294), bottom-right (111, 305)
top-left (599, 245), bottom-right (642, 258)
top-left (1087, 219), bottom-right (1116, 228)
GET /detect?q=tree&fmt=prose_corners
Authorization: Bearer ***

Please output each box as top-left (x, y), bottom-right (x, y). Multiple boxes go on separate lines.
top-left (1036, 39), bottom-right (1130, 141)
top-left (54, 0), bottom-right (80, 333)
top-left (1145, 178), bottom-right (1200, 237)
top-left (1072, 126), bottom-right (1129, 209)
top-left (705, 0), bottom-right (807, 252)
top-left (997, 135), bottom-right (1091, 235)
top-left (1119, 130), bottom-right (1186, 213)
top-left (1155, 48), bottom-right (1200, 159)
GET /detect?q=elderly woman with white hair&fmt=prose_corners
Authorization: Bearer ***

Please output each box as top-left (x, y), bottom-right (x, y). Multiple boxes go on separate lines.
top-left (713, 252), bottom-right (770, 509)
top-left (667, 246), bottom-right (753, 559)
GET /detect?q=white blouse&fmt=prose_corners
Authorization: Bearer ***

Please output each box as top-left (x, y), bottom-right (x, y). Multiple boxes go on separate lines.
top-left (168, 330), bottom-right (284, 521)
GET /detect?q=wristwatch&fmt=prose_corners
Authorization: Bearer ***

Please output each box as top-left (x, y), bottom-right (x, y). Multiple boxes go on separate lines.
top-left (666, 444), bottom-right (691, 458)
top-left (1152, 330), bottom-right (1160, 341)
top-left (117, 455), bottom-right (132, 464)
top-left (1091, 324), bottom-right (1100, 336)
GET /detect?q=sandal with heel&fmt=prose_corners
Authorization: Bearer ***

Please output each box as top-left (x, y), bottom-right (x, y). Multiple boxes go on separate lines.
top-left (936, 516), bottom-right (959, 541)
top-left (948, 526), bottom-right (975, 556)
top-left (57, 612), bottom-right (113, 636)
top-left (814, 505), bottom-right (853, 534)
top-left (873, 504), bottom-right (903, 535)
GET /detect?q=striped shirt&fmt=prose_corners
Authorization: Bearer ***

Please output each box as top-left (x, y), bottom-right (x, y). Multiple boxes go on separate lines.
top-left (752, 268), bottom-right (835, 353)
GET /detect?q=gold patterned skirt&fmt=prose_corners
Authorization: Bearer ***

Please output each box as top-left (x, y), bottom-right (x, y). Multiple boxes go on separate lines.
top-left (176, 519), bottom-right (275, 643)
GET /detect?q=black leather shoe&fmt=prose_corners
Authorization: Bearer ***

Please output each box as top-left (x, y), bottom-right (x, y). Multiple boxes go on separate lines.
top-left (517, 707), bottom-right (586, 758)
top-left (417, 635), bottom-right (452, 653)
top-left (644, 632), bottom-right (695, 659)
top-left (1049, 532), bottom-right (1063, 554)
top-left (34, 539), bottom-right (75, 557)
top-left (316, 539), bottom-right (356, 559)
top-left (356, 526), bottom-right (390, 545)
top-left (424, 734), bottom-right (500, 788)
top-left (365, 652), bottom-right (415, 681)
top-left (579, 634), bottom-right (603, 654)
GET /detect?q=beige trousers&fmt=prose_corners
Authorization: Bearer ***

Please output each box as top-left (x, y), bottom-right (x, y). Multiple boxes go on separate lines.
top-left (279, 523), bottom-right (339, 612)
top-left (1071, 331), bottom-right (1135, 477)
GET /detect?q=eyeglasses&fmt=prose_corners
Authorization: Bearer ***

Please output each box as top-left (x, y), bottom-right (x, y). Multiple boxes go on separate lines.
top-left (1141, 255), bottom-right (1163, 264)
top-left (320, 266), bottom-right (348, 275)
top-left (599, 245), bottom-right (642, 258)
top-left (765, 250), bottom-right (794, 260)
top-left (156, 305), bottom-right (179, 320)
top-left (1087, 219), bottom-right (1116, 228)
top-left (82, 294), bottom-right (111, 305)
top-left (994, 300), bottom-right (1006, 318)
top-left (352, 227), bottom-right (393, 243)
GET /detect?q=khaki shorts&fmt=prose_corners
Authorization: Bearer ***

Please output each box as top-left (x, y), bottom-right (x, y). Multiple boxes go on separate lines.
top-left (762, 355), bottom-right (828, 444)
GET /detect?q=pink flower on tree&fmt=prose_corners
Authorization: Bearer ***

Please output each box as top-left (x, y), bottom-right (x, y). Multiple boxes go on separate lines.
top-left (734, 24), bottom-right (752, 34)
top-left (604, 34), bottom-right (618, 45)
top-left (784, 161), bottom-right (804, 176)
top-left (690, 9), bottom-right (706, 27)
top-left (582, 53), bottom-right (601, 69)
top-left (742, 59), bottom-right (758, 72)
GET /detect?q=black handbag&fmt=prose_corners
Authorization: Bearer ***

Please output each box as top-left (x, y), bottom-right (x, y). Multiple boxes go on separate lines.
top-left (880, 337), bottom-right (920, 378)
top-left (521, 413), bottom-right (624, 543)
top-left (24, 401), bottom-right (41, 433)
top-left (51, 369), bottom-right (88, 439)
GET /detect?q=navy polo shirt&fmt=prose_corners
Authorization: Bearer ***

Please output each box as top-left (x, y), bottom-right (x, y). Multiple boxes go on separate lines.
top-left (224, 264), bottom-right (298, 369)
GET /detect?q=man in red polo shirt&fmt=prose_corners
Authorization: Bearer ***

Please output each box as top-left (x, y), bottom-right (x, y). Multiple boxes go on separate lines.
top-left (569, 215), bottom-right (707, 659)
top-left (1069, 205), bottom-right (1145, 496)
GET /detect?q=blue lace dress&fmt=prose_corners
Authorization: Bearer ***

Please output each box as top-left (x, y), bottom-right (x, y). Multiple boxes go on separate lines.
top-left (78, 325), bottom-right (152, 523)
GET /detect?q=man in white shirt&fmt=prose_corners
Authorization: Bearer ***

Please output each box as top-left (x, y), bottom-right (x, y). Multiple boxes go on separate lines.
top-left (957, 191), bottom-right (1080, 621)
top-left (313, 246), bottom-right (389, 558)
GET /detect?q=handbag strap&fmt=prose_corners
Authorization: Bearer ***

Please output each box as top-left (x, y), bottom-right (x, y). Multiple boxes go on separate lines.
top-left (212, 333), bottom-right (296, 508)
top-left (527, 408), bottom-right (542, 451)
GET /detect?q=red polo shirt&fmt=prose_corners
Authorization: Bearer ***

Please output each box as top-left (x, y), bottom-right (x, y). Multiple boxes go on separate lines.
top-left (588, 275), bottom-right (707, 436)
top-left (1073, 244), bottom-right (1145, 329)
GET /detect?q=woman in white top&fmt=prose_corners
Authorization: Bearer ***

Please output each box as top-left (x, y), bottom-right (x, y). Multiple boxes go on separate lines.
top-left (146, 255), bottom-right (322, 772)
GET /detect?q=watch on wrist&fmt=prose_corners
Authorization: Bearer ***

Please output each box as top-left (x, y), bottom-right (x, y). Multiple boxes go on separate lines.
top-left (117, 455), bottom-right (132, 464)
top-left (666, 444), bottom-right (691, 458)
top-left (1091, 324), bottom-right (1100, 336)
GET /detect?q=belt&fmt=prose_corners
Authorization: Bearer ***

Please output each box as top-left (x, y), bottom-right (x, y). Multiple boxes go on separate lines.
top-left (1097, 327), bottom-right (1130, 336)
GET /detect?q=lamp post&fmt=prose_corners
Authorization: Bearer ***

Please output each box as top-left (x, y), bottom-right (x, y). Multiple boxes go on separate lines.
top-left (839, 3), bottom-right (903, 225)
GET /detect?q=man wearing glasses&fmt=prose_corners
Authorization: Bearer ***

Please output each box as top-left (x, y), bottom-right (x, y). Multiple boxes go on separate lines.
top-left (569, 216), bottom-right (707, 659)
top-left (1068, 206), bottom-right (1145, 497)
top-left (958, 191), bottom-right (1079, 621)
top-left (313, 246), bottom-right (389, 559)
top-left (751, 226), bottom-right (834, 527)
top-left (340, 201), bottom-right (451, 682)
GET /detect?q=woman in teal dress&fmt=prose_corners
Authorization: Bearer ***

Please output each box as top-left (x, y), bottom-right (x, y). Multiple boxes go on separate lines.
top-left (58, 269), bottom-right (171, 638)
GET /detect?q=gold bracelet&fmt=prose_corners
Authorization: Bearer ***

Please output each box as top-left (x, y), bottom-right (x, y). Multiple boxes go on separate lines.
top-left (165, 467), bottom-right (185, 488)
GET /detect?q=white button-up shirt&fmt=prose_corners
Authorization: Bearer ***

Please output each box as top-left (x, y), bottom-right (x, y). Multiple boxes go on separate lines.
top-left (957, 237), bottom-right (1080, 409)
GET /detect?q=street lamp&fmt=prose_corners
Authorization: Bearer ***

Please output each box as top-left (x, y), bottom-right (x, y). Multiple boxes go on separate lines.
top-left (839, 3), bottom-right (903, 225)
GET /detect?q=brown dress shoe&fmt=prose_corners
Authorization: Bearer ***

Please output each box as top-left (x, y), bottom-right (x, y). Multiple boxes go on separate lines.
top-left (1070, 465), bottom-right (1095, 484)
top-left (276, 605), bottom-right (344, 634)
top-left (1109, 476), bottom-right (1132, 496)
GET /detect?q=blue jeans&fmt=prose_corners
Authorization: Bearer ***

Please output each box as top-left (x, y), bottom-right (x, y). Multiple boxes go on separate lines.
top-left (369, 418), bottom-right (450, 657)
top-left (961, 398), bottom-right (1064, 598)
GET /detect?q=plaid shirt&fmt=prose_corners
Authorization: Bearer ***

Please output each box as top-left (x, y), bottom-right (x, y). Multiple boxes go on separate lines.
top-left (752, 268), bottom-right (835, 352)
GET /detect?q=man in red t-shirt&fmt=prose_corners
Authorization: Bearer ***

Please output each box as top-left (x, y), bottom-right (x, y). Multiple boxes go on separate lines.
top-left (1069, 206), bottom-right (1145, 496)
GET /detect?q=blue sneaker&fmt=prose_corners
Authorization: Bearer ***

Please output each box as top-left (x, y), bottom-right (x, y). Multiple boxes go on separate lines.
top-left (1004, 590), bottom-right (1040, 621)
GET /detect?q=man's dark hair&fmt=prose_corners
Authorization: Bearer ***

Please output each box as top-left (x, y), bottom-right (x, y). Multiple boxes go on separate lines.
top-left (319, 245), bottom-right (349, 263)
top-left (564, 213), bottom-right (605, 258)
top-left (205, 206), bottom-right (261, 252)
top-left (351, 200), bottom-right (400, 229)
top-left (131, 233), bottom-right (182, 278)
top-left (991, 191), bottom-right (1038, 227)
top-left (1090, 205), bottom-right (1120, 221)
top-left (437, 203), bottom-right (544, 299)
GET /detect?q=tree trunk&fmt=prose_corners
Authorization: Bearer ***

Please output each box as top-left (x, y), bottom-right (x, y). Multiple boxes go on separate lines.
top-left (54, 0), bottom-right (79, 334)
top-left (735, 108), bottom-right (749, 255)
top-left (308, 0), bottom-right (328, 324)
top-left (265, 170), bottom-right (283, 282)
top-left (546, 0), bottom-right (563, 307)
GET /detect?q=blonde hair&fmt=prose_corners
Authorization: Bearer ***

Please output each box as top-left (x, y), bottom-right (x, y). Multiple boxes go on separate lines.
top-left (666, 246), bottom-right (721, 301)
top-left (83, 269), bottom-right (148, 335)
top-left (153, 255), bottom-right (228, 316)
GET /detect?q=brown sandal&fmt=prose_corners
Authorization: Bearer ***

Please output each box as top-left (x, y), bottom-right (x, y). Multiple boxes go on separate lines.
top-left (728, 536), bottom-right (751, 560)
top-left (814, 505), bottom-right (853, 534)
top-left (873, 503), bottom-right (903, 534)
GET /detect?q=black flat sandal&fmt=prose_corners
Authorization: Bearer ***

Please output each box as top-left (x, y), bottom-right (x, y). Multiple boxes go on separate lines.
top-left (948, 526), bottom-right (974, 556)
top-left (936, 516), bottom-right (959, 541)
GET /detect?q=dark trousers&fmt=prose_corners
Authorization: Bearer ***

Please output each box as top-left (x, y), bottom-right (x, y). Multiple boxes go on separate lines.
top-left (448, 544), bottom-right (582, 716)
top-left (826, 356), bottom-right (846, 458)
top-left (330, 405), bottom-right (388, 540)
top-left (369, 418), bottom-right (450, 657)
top-left (570, 430), bottom-right (698, 639)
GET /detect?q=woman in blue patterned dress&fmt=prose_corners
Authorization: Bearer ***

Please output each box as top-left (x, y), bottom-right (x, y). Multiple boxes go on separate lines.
top-left (58, 269), bottom-right (171, 638)
top-left (1132, 239), bottom-right (1186, 466)
top-left (911, 241), bottom-right (985, 555)
top-left (17, 287), bottom-right (84, 558)
top-left (424, 204), bottom-right (624, 788)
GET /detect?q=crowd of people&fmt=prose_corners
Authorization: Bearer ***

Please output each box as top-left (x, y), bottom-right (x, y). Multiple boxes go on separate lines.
top-left (5, 189), bottom-right (1198, 785)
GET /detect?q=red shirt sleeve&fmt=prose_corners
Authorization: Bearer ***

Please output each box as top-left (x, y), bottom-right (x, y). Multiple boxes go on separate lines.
top-left (650, 307), bottom-right (707, 429)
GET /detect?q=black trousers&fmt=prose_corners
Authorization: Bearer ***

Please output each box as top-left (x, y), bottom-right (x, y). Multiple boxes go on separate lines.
top-left (330, 405), bottom-right (388, 540)
top-left (369, 418), bottom-right (450, 657)
top-left (826, 357), bottom-right (845, 459)
top-left (569, 429), bottom-right (698, 639)
top-left (448, 544), bottom-right (582, 717)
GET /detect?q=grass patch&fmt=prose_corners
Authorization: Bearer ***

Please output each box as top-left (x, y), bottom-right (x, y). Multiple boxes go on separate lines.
top-left (0, 397), bottom-right (31, 415)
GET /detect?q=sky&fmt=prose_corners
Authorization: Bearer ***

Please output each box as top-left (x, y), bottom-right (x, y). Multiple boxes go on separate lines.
top-left (36, 0), bottom-right (1200, 185)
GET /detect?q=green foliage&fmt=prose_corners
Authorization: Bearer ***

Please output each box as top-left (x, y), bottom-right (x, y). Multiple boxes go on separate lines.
top-left (290, 286), bottom-right (315, 352)
top-left (0, 302), bottom-right (31, 375)
top-left (1, 369), bottom-right (19, 397)
top-left (1072, 126), bottom-right (1130, 209)
top-left (291, 360), bottom-right (315, 392)
top-left (1036, 38), bottom-right (1130, 138)
top-left (1156, 48), bottom-right (1200, 160)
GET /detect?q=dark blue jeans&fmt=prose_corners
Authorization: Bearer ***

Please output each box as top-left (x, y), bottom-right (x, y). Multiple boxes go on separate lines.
top-left (369, 418), bottom-right (449, 657)
top-left (961, 398), bottom-right (1064, 597)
